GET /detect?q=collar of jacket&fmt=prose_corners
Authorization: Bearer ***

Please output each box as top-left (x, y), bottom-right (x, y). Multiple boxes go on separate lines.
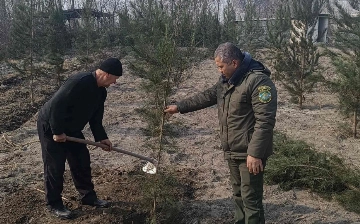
top-left (222, 52), bottom-right (252, 85)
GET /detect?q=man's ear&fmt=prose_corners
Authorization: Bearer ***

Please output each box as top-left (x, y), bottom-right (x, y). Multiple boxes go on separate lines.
top-left (232, 59), bottom-right (240, 67)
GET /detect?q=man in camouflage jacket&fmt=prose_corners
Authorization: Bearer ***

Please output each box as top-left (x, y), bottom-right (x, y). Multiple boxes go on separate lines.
top-left (164, 42), bottom-right (277, 224)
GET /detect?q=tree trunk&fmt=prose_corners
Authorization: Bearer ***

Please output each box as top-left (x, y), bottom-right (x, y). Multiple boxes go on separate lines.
top-left (30, 0), bottom-right (35, 106)
top-left (354, 110), bottom-right (358, 138)
top-left (57, 66), bottom-right (61, 87)
top-left (299, 77), bottom-right (303, 109)
top-left (299, 49), bottom-right (305, 110)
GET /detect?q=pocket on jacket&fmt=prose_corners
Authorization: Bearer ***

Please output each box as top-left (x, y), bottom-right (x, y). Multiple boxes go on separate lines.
top-left (229, 128), bottom-right (254, 152)
top-left (229, 132), bottom-right (248, 152)
top-left (229, 93), bottom-right (247, 104)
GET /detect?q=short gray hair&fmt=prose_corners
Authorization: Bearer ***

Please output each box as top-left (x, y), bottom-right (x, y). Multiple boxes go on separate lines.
top-left (214, 42), bottom-right (243, 63)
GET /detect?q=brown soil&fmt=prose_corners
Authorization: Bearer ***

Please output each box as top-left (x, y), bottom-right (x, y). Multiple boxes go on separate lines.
top-left (0, 164), bottom-right (198, 224)
top-left (0, 56), bottom-right (359, 224)
top-left (0, 74), bottom-right (51, 133)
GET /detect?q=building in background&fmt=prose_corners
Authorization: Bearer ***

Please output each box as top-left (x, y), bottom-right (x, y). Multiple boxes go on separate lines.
top-left (232, 0), bottom-right (359, 44)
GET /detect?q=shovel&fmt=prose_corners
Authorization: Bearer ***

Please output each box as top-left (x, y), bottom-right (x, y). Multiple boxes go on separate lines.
top-left (66, 136), bottom-right (157, 174)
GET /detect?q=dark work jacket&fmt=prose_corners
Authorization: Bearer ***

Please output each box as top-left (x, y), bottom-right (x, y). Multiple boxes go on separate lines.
top-left (176, 53), bottom-right (277, 160)
top-left (38, 72), bottom-right (108, 142)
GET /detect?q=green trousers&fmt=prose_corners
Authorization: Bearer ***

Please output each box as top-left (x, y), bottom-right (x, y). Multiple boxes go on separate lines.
top-left (227, 159), bottom-right (266, 224)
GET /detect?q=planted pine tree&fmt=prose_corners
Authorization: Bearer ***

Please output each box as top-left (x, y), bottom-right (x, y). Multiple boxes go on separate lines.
top-left (329, 58), bottom-right (360, 138)
top-left (44, 1), bottom-right (68, 87)
top-left (8, 0), bottom-right (38, 105)
top-left (119, 1), bottom-right (202, 222)
top-left (72, 0), bottom-right (99, 68)
top-left (270, 0), bottom-right (325, 109)
top-left (221, 0), bottom-right (238, 44)
top-left (236, 1), bottom-right (266, 57)
top-left (327, 0), bottom-right (360, 138)
top-left (168, 0), bottom-right (196, 47)
top-left (193, 1), bottom-right (221, 49)
top-left (132, 32), bottom-right (196, 224)
top-left (266, 1), bottom-right (292, 81)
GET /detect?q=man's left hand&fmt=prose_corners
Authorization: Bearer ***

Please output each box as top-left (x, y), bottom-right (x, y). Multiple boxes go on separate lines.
top-left (246, 155), bottom-right (263, 175)
top-left (100, 139), bottom-right (113, 151)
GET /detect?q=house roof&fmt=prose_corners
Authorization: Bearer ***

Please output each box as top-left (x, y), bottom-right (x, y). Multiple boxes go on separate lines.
top-left (327, 0), bottom-right (360, 17)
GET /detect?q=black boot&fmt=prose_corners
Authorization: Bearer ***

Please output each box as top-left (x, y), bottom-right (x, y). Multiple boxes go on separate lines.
top-left (47, 205), bottom-right (73, 219)
top-left (82, 198), bottom-right (109, 208)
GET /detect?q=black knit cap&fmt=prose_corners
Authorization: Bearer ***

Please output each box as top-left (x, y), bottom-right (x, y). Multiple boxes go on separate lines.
top-left (99, 58), bottom-right (123, 76)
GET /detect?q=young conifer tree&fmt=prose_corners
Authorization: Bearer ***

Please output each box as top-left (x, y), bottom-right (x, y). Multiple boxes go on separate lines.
top-left (73, 0), bottom-right (99, 67)
top-left (8, 0), bottom-right (37, 105)
top-left (193, 0), bottom-right (221, 49)
top-left (272, 0), bottom-right (325, 109)
top-left (119, 0), bottom-right (200, 222)
top-left (327, 0), bottom-right (360, 137)
top-left (222, 0), bottom-right (238, 44)
top-left (45, 1), bottom-right (68, 87)
top-left (266, 1), bottom-right (292, 81)
top-left (168, 0), bottom-right (195, 46)
top-left (236, 1), bottom-right (266, 57)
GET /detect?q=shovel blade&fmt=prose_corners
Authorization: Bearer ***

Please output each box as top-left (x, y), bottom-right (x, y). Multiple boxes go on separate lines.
top-left (142, 162), bottom-right (157, 174)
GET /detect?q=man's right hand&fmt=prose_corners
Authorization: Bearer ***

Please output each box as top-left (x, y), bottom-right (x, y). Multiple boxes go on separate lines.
top-left (164, 105), bottom-right (179, 114)
top-left (53, 133), bottom-right (66, 142)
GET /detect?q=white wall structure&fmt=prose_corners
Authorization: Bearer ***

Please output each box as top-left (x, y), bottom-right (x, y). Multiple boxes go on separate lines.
top-left (329, 0), bottom-right (360, 17)
top-left (232, 0), bottom-right (359, 44)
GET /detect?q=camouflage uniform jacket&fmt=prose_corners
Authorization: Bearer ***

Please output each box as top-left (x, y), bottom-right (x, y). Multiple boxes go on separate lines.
top-left (176, 53), bottom-right (277, 160)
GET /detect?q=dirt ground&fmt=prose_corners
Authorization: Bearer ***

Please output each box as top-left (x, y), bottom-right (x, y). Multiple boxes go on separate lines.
top-left (0, 56), bottom-right (360, 224)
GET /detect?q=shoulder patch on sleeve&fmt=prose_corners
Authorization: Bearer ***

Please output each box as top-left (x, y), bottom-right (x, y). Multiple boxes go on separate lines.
top-left (258, 86), bottom-right (272, 103)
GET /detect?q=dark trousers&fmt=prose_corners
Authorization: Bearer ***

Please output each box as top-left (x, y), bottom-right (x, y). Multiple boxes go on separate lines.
top-left (227, 159), bottom-right (266, 224)
top-left (37, 119), bottom-right (97, 207)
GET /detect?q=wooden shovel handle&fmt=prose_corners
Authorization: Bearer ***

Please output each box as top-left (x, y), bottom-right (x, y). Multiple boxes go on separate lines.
top-left (66, 136), bottom-right (157, 164)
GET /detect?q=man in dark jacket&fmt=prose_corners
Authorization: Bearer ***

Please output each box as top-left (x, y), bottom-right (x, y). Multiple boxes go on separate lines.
top-left (37, 58), bottom-right (123, 219)
top-left (164, 43), bottom-right (277, 224)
